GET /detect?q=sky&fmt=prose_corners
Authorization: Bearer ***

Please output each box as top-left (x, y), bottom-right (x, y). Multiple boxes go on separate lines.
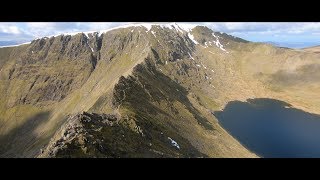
top-left (1, 22), bottom-right (320, 48)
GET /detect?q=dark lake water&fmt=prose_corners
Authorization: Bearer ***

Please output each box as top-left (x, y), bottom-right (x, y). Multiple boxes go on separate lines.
top-left (213, 98), bottom-right (320, 158)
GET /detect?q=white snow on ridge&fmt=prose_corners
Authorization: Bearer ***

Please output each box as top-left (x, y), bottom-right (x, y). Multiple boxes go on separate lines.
top-left (204, 42), bottom-right (208, 48)
top-left (0, 23), bottom-right (198, 49)
top-left (151, 31), bottom-right (156, 37)
top-left (158, 23), bottom-right (196, 34)
top-left (212, 32), bottom-right (228, 52)
top-left (173, 24), bottom-right (184, 34)
top-left (188, 33), bottom-right (199, 44)
top-left (167, 23), bottom-right (185, 34)
top-left (188, 52), bottom-right (195, 60)
top-left (46, 23), bottom-right (196, 40)
top-left (83, 32), bottom-right (90, 39)
top-left (200, 62), bottom-right (207, 69)
top-left (168, 137), bottom-right (180, 149)
top-left (176, 23), bottom-right (197, 32)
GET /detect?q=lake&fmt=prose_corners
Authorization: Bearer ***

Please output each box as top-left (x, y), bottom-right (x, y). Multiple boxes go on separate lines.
top-left (213, 98), bottom-right (320, 158)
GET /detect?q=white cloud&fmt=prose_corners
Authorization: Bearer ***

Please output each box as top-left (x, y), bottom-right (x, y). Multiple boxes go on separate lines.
top-left (208, 22), bottom-right (320, 36)
top-left (0, 23), bottom-right (21, 34)
top-left (1, 22), bottom-right (320, 46)
top-left (24, 22), bottom-right (127, 38)
top-left (10, 22), bottom-right (320, 39)
top-left (80, 22), bottom-right (126, 31)
top-left (25, 22), bottom-right (79, 37)
top-left (220, 22), bottom-right (249, 30)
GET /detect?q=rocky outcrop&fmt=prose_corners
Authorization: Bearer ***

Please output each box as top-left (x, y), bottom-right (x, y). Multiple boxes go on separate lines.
top-left (39, 112), bottom-right (205, 158)
top-left (39, 112), bottom-right (118, 158)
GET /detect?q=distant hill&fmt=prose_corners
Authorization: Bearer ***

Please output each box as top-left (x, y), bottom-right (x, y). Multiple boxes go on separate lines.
top-left (262, 41), bottom-right (319, 49)
top-left (302, 45), bottom-right (320, 53)
top-left (0, 40), bottom-right (30, 47)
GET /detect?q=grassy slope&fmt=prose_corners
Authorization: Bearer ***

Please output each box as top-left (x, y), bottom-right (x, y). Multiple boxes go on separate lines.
top-left (236, 44), bottom-right (320, 115)
top-left (113, 61), bottom-right (256, 157)
top-left (3, 26), bottom-right (319, 158)
top-left (302, 45), bottom-right (320, 53)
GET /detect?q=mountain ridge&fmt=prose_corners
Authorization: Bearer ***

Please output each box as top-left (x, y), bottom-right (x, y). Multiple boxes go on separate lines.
top-left (0, 23), bottom-right (319, 158)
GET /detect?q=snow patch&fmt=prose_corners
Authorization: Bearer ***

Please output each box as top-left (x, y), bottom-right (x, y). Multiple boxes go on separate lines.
top-left (176, 23), bottom-right (197, 32)
top-left (204, 42), bottom-right (208, 48)
top-left (212, 33), bottom-right (228, 53)
top-left (168, 137), bottom-right (180, 149)
top-left (208, 51), bottom-right (215, 55)
top-left (188, 52), bottom-right (195, 60)
top-left (14, 23), bottom-right (197, 48)
top-left (188, 33), bottom-right (198, 44)
top-left (159, 23), bottom-right (193, 34)
top-left (6, 23), bottom-right (198, 49)
top-left (196, 64), bottom-right (201, 67)
top-left (83, 32), bottom-right (90, 39)
top-left (200, 62), bottom-right (207, 69)
top-left (170, 23), bottom-right (184, 34)
top-left (151, 30), bottom-right (156, 37)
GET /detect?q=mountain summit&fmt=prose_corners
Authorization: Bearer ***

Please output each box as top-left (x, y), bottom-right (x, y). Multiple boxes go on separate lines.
top-left (0, 23), bottom-right (319, 157)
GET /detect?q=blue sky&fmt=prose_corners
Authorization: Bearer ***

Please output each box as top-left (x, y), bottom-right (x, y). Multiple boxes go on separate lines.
top-left (1, 22), bottom-right (320, 48)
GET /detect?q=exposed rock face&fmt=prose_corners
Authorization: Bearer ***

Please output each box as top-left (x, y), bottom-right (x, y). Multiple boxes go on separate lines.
top-left (39, 112), bottom-right (118, 158)
top-left (39, 112), bottom-right (204, 158)
top-left (1, 34), bottom-right (97, 108)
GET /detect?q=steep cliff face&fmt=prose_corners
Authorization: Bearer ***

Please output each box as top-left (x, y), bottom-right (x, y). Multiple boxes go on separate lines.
top-left (0, 34), bottom-right (96, 107)
top-left (1, 24), bottom-right (319, 158)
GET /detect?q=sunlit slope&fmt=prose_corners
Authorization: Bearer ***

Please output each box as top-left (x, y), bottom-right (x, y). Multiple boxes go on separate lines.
top-left (2, 24), bottom-right (319, 157)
